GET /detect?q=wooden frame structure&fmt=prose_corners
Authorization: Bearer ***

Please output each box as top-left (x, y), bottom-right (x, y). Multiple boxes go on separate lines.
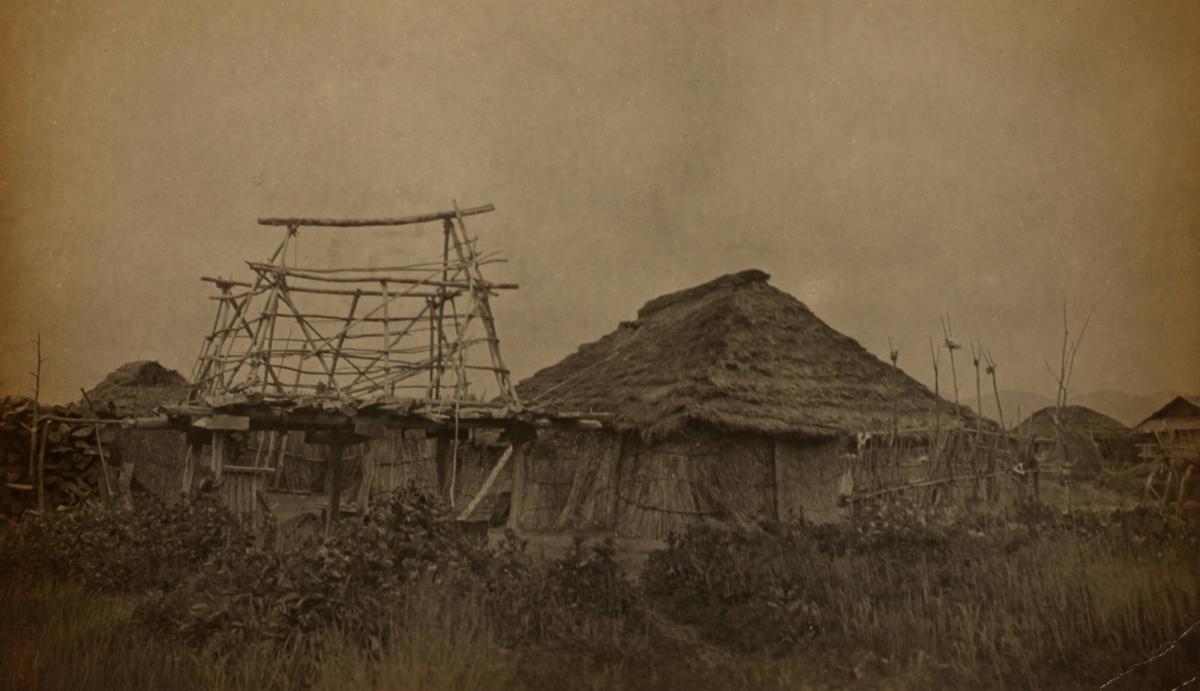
top-left (151, 203), bottom-right (604, 531)
top-left (190, 202), bottom-right (516, 404)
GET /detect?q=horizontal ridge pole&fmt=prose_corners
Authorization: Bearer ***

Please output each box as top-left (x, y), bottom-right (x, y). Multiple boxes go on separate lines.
top-left (246, 263), bottom-right (517, 290)
top-left (257, 204), bottom-right (495, 228)
top-left (214, 285), bottom-right (462, 300)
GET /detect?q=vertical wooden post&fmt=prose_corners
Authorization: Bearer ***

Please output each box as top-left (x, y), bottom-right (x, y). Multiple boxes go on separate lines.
top-left (326, 440), bottom-right (346, 535)
top-left (272, 431), bottom-right (289, 489)
top-left (80, 389), bottom-right (114, 497)
top-left (358, 446), bottom-right (375, 512)
top-left (434, 433), bottom-right (452, 503)
top-left (36, 419), bottom-right (48, 513)
top-left (507, 440), bottom-right (529, 531)
top-left (181, 444), bottom-right (199, 495)
top-left (212, 431), bottom-right (226, 482)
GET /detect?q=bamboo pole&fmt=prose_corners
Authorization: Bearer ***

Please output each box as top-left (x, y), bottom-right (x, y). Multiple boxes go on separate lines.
top-left (381, 280), bottom-right (393, 394)
top-left (941, 313), bottom-right (961, 412)
top-left (929, 336), bottom-right (941, 456)
top-left (328, 291), bottom-right (361, 389)
top-left (257, 203), bottom-right (495, 227)
top-left (245, 264), bottom-right (517, 290)
top-left (452, 201), bottom-right (518, 402)
top-left (254, 265), bottom-right (445, 359)
top-left (984, 349), bottom-right (1006, 430)
top-left (213, 283), bottom-right (460, 301)
top-left (207, 233), bottom-right (292, 394)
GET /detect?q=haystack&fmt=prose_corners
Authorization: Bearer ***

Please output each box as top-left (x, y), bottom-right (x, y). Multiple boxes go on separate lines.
top-left (514, 270), bottom-right (970, 538)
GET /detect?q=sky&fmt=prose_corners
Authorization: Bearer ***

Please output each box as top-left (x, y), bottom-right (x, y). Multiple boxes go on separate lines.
top-left (2, 0), bottom-right (1198, 405)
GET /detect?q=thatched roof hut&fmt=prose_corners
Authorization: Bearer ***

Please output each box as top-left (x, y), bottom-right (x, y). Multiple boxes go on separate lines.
top-left (1016, 405), bottom-right (1138, 470)
top-left (1017, 405), bottom-right (1130, 440)
top-left (81, 361), bottom-right (189, 417)
top-left (521, 269), bottom-right (965, 440)
top-left (510, 270), bottom-right (972, 538)
top-left (1136, 396), bottom-right (1200, 435)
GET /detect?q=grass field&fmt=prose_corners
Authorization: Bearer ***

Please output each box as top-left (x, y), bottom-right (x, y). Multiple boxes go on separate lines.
top-left (1, 489), bottom-right (1197, 690)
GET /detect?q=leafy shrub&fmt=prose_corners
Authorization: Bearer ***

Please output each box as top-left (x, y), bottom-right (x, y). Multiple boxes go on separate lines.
top-left (642, 523), bottom-right (829, 652)
top-left (133, 485), bottom-right (648, 660)
top-left (0, 495), bottom-right (250, 592)
top-left (135, 484), bottom-right (480, 652)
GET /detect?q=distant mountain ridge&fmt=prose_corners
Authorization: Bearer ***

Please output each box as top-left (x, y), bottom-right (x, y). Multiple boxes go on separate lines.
top-left (992, 389), bottom-right (1195, 428)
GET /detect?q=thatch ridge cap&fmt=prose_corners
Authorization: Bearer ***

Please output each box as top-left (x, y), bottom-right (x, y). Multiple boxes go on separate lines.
top-left (637, 269), bottom-right (770, 319)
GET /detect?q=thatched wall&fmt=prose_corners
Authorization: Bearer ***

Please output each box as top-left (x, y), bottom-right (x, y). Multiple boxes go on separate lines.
top-left (518, 428), bottom-right (852, 539)
top-left (774, 438), bottom-right (851, 523)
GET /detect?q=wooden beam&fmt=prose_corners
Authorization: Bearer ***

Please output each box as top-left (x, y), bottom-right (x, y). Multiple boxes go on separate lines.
top-left (258, 203), bottom-right (495, 228)
top-left (193, 415), bottom-right (252, 431)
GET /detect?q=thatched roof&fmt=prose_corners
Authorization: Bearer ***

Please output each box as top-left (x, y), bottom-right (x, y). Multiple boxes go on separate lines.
top-left (518, 270), bottom-right (971, 440)
top-left (1016, 405), bottom-right (1131, 440)
top-left (81, 361), bottom-right (189, 417)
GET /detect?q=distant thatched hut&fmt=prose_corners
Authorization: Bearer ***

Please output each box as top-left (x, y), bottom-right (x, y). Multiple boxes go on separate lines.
top-left (82, 361), bottom-right (191, 500)
top-left (515, 270), bottom-right (966, 538)
top-left (1016, 405), bottom-right (1137, 473)
top-left (1136, 396), bottom-right (1200, 436)
top-left (1135, 396), bottom-right (1200, 472)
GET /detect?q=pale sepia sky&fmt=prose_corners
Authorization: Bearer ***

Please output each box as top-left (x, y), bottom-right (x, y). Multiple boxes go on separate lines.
top-left (2, 0), bottom-right (1198, 404)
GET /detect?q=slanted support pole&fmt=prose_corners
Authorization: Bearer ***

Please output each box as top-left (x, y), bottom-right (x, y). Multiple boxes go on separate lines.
top-left (505, 432), bottom-right (535, 531)
top-left (181, 443), bottom-right (202, 496)
top-left (326, 440), bottom-right (346, 535)
top-left (459, 444), bottom-right (514, 521)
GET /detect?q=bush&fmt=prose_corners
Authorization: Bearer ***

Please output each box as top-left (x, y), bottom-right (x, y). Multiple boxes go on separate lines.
top-left (0, 495), bottom-right (251, 592)
top-left (642, 523), bottom-right (828, 652)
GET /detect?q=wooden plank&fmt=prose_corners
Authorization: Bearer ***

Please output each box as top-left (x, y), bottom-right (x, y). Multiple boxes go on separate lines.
top-left (212, 431), bottom-right (226, 481)
top-left (353, 420), bottom-right (388, 439)
top-left (181, 445), bottom-right (197, 495)
top-left (193, 415), bottom-right (251, 431)
top-left (257, 203), bottom-right (495, 228)
top-left (507, 441), bottom-right (529, 530)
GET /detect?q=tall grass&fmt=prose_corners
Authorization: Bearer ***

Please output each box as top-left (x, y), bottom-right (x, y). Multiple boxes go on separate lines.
top-left (3, 490), bottom-right (1197, 690)
top-left (642, 508), bottom-right (1200, 689)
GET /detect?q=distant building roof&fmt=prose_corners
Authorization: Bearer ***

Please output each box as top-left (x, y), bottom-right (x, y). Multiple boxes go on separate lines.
top-left (1135, 395), bottom-right (1200, 433)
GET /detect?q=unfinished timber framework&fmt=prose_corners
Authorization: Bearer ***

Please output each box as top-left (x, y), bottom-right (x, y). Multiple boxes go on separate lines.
top-left (190, 203), bottom-right (516, 403)
top-left (141, 203), bottom-right (603, 531)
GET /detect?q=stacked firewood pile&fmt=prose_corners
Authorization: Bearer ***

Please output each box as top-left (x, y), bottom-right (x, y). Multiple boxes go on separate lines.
top-left (0, 396), bottom-right (122, 517)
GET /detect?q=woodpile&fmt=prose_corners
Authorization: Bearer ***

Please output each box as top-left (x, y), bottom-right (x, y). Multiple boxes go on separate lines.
top-left (1, 396), bottom-right (121, 517)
